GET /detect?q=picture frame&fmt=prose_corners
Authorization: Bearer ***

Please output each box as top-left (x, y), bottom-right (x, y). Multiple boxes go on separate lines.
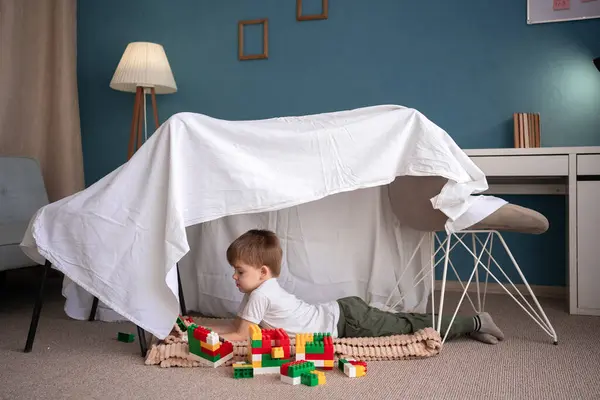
top-left (238, 18), bottom-right (269, 61)
top-left (296, 0), bottom-right (328, 21)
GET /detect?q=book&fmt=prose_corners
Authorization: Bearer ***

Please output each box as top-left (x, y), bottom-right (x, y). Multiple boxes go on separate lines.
top-left (513, 113), bottom-right (540, 148)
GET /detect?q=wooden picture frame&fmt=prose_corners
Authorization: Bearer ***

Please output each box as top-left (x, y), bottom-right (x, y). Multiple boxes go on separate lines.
top-left (296, 0), bottom-right (328, 21)
top-left (238, 18), bottom-right (269, 61)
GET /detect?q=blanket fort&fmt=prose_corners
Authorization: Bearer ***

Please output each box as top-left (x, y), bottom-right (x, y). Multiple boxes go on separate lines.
top-left (20, 104), bottom-right (489, 340)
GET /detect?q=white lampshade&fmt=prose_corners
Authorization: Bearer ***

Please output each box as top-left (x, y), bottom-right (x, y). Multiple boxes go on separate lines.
top-left (110, 42), bottom-right (177, 94)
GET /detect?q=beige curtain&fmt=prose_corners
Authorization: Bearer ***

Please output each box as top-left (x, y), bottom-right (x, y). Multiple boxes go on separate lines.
top-left (0, 0), bottom-right (84, 202)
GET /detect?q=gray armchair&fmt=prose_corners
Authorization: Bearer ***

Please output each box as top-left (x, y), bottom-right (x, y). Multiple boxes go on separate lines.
top-left (0, 156), bottom-right (49, 273)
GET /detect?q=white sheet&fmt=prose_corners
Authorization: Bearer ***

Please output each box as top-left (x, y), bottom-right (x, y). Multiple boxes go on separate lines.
top-left (20, 104), bottom-right (490, 339)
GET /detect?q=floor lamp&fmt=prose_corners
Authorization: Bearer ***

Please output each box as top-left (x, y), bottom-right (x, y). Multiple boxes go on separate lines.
top-left (109, 42), bottom-right (177, 160)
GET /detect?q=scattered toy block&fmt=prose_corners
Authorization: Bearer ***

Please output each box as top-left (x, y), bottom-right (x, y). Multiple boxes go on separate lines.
top-left (117, 332), bottom-right (135, 343)
top-left (233, 362), bottom-right (254, 379)
top-left (301, 371), bottom-right (319, 387)
top-left (339, 358), bottom-right (367, 378)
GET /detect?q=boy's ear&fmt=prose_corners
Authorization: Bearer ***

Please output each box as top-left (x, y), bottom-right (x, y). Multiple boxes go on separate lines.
top-left (260, 265), bottom-right (270, 277)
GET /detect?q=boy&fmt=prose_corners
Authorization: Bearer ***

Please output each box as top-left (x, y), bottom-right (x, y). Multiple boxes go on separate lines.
top-left (211, 229), bottom-right (504, 345)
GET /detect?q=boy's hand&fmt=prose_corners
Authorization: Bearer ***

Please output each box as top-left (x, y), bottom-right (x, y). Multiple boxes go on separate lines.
top-left (219, 318), bottom-right (253, 342)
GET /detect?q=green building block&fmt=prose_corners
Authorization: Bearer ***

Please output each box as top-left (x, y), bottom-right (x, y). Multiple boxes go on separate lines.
top-left (176, 316), bottom-right (187, 331)
top-left (338, 358), bottom-right (349, 372)
top-left (301, 372), bottom-right (319, 387)
top-left (251, 340), bottom-right (262, 347)
top-left (305, 342), bottom-right (325, 354)
top-left (261, 356), bottom-right (292, 368)
top-left (117, 332), bottom-right (135, 343)
top-left (287, 361), bottom-right (315, 378)
top-left (198, 352), bottom-right (221, 362)
top-left (233, 363), bottom-right (254, 379)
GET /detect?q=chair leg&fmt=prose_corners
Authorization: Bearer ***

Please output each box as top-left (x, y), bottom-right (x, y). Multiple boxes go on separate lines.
top-left (176, 263), bottom-right (187, 315)
top-left (88, 296), bottom-right (99, 321)
top-left (85, 263), bottom-right (185, 357)
top-left (24, 260), bottom-right (51, 353)
top-left (137, 325), bottom-right (148, 357)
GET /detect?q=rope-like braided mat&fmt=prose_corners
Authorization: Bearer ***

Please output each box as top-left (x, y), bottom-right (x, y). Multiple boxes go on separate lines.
top-left (144, 317), bottom-right (443, 368)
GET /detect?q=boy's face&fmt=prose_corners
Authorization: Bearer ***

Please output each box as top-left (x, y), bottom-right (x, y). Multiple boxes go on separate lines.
top-left (231, 262), bottom-right (271, 293)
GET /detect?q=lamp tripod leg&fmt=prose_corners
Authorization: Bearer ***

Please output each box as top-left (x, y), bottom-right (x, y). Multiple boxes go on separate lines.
top-left (128, 87), bottom-right (143, 160)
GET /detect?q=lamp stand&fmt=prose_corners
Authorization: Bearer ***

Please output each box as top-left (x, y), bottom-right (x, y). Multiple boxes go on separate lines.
top-left (128, 86), bottom-right (160, 160)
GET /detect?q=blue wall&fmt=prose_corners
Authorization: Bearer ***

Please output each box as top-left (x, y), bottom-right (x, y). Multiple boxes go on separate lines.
top-left (77, 0), bottom-right (600, 286)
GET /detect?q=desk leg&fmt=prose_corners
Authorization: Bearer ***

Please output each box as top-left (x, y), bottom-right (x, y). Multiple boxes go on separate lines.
top-left (568, 154), bottom-right (578, 314)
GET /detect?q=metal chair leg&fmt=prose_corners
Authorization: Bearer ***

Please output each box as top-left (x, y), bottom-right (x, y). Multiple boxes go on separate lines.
top-left (24, 260), bottom-right (51, 353)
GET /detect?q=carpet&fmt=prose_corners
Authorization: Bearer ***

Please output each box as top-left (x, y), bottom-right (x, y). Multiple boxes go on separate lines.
top-left (145, 317), bottom-right (442, 368)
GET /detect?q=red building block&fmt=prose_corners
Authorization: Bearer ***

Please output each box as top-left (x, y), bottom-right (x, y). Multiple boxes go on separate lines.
top-left (193, 326), bottom-right (211, 341)
top-left (219, 341), bottom-right (233, 357)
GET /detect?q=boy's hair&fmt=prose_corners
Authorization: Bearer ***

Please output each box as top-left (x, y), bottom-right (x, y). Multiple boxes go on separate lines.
top-left (226, 229), bottom-right (282, 276)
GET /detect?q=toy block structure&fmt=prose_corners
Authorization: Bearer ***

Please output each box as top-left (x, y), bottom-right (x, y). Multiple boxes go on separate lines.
top-left (233, 362), bottom-right (254, 379)
top-left (248, 324), bottom-right (293, 375)
top-left (280, 360), bottom-right (326, 386)
top-left (186, 324), bottom-right (234, 368)
top-left (295, 332), bottom-right (335, 369)
top-left (338, 358), bottom-right (367, 378)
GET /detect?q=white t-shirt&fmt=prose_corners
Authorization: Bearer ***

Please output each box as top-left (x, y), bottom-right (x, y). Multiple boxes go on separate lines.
top-left (237, 278), bottom-right (340, 338)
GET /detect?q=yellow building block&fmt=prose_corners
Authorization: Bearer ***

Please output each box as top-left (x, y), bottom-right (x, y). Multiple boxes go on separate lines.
top-left (295, 333), bottom-right (313, 354)
top-left (323, 359), bottom-right (334, 368)
top-left (271, 346), bottom-right (284, 359)
top-left (355, 365), bottom-right (366, 377)
top-left (201, 341), bottom-right (220, 352)
top-left (252, 361), bottom-right (262, 368)
top-left (310, 370), bottom-right (326, 385)
top-left (249, 324), bottom-right (262, 341)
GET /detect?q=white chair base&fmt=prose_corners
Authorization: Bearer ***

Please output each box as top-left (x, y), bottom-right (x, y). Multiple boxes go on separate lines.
top-left (384, 230), bottom-right (558, 347)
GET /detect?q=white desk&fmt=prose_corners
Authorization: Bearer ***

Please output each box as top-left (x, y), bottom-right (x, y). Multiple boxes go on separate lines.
top-left (464, 146), bottom-right (600, 316)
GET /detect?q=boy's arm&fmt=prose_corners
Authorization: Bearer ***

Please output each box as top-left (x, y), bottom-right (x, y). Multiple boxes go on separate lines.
top-left (219, 318), bottom-right (253, 342)
top-left (202, 318), bottom-right (238, 334)
top-left (219, 291), bottom-right (268, 342)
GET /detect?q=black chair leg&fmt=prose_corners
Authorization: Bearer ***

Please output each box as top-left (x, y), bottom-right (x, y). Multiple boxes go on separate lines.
top-left (176, 263), bottom-right (187, 315)
top-left (83, 263), bottom-right (186, 357)
top-left (137, 325), bottom-right (148, 357)
top-left (88, 296), bottom-right (98, 321)
top-left (24, 260), bottom-right (51, 353)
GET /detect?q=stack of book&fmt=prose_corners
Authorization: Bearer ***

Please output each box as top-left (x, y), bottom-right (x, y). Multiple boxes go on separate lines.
top-left (513, 112), bottom-right (541, 148)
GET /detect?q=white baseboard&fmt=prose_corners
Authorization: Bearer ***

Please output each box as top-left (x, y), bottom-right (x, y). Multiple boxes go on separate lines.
top-left (434, 280), bottom-right (566, 300)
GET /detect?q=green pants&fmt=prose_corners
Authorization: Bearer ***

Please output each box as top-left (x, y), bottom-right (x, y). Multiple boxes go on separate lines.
top-left (336, 296), bottom-right (475, 340)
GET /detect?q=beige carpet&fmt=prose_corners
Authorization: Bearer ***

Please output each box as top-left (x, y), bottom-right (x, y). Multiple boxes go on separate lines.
top-left (2, 268), bottom-right (600, 400)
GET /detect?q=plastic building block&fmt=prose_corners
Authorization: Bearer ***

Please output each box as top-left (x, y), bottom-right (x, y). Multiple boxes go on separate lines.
top-left (249, 324), bottom-right (262, 341)
top-left (280, 374), bottom-right (302, 385)
top-left (340, 358), bottom-right (367, 378)
top-left (233, 362), bottom-right (254, 379)
top-left (281, 361), bottom-right (315, 378)
top-left (271, 347), bottom-right (284, 359)
top-left (301, 371), bottom-right (319, 387)
top-left (176, 315), bottom-right (187, 331)
top-left (295, 331), bottom-right (334, 369)
top-left (117, 332), bottom-right (135, 343)
top-left (312, 370), bottom-right (326, 385)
